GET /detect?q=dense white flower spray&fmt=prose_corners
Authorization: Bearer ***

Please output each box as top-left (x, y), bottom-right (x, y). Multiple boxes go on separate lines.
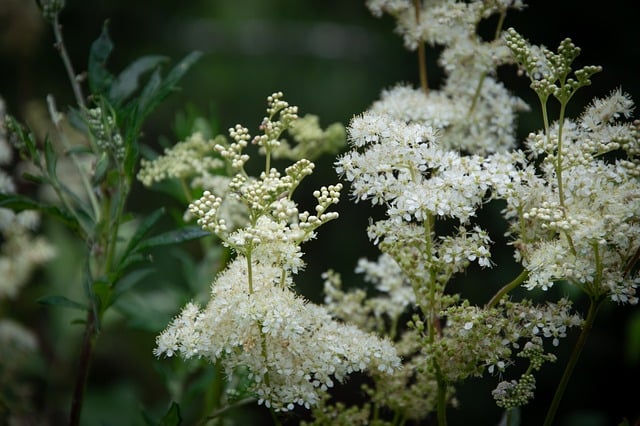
top-left (311, 1), bottom-right (640, 425)
top-left (153, 93), bottom-right (400, 412)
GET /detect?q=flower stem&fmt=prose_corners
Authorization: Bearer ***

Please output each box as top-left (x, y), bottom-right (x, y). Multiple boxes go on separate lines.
top-left (486, 269), bottom-right (529, 309)
top-left (542, 296), bottom-right (604, 426)
top-left (52, 14), bottom-right (86, 110)
top-left (69, 310), bottom-right (97, 426)
top-left (413, 0), bottom-right (429, 95)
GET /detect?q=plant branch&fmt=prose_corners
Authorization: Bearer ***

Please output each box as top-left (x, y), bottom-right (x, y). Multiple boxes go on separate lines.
top-left (542, 296), bottom-right (604, 426)
top-left (69, 310), bottom-right (97, 426)
top-left (413, 0), bottom-right (429, 95)
top-left (486, 269), bottom-right (529, 309)
top-left (52, 14), bottom-right (86, 110)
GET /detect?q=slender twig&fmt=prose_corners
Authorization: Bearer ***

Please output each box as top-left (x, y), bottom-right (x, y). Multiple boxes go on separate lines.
top-left (486, 269), bottom-right (529, 309)
top-left (413, 0), bottom-right (429, 95)
top-left (69, 311), bottom-right (96, 426)
top-left (196, 398), bottom-right (256, 426)
top-left (52, 14), bottom-right (86, 110)
top-left (542, 296), bottom-right (604, 426)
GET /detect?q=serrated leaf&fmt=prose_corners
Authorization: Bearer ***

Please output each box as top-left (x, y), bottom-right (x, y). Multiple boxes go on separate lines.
top-left (109, 55), bottom-right (168, 104)
top-left (88, 21), bottom-right (115, 96)
top-left (37, 295), bottom-right (87, 311)
top-left (135, 226), bottom-right (210, 252)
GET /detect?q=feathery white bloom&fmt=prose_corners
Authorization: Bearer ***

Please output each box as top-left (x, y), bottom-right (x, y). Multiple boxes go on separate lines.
top-left (155, 257), bottom-right (401, 411)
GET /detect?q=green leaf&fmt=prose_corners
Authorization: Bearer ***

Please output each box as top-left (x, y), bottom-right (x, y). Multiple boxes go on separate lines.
top-left (113, 267), bottom-right (154, 299)
top-left (129, 51), bottom-right (202, 134)
top-left (141, 401), bottom-right (182, 426)
top-left (37, 295), bottom-right (87, 311)
top-left (135, 226), bottom-right (210, 252)
top-left (116, 252), bottom-right (150, 274)
top-left (88, 21), bottom-right (115, 96)
top-left (43, 138), bottom-right (58, 180)
top-left (5, 115), bottom-right (40, 163)
top-left (109, 55), bottom-right (168, 104)
top-left (92, 152), bottom-right (111, 186)
top-left (0, 193), bottom-right (81, 233)
top-left (118, 207), bottom-right (165, 265)
top-left (93, 279), bottom-right (113, 315)
top-left (159, 402), bottom-right (181, 426)
top-left (19, 172), bottom-right (46, 185)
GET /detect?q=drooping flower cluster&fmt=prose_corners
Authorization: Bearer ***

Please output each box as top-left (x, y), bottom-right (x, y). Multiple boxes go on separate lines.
top-left (154, 93), bottom-right (400, 411)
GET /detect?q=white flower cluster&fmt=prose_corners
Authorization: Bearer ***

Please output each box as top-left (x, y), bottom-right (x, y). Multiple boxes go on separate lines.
top-left (512, 90), bottom-right (640, 303)
top-left (0, 98), bottom-right (56, 299)
top-left (155, 257), bottom-right (400, 411)
top-left (137, 132), bottom-right (225, 188)
top-left (364, 0), bottom-right (529, 155)
top-left (156, 93), bottom-right (400, 411)
top-left (325, 2), bottom-right (639, 420)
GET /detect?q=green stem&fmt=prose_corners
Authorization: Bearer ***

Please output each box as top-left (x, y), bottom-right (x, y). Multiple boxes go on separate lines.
top-left (196, 397), bottom-right (256, 426)
top-left (468, 10), bottom-right (505, 116)
top-left (554, 101), bottom-right (577, 256)
top-left (52, 14), bottom-right (86, 110)
top-left (246, 249), bottom-right (254, 294)
top-left (103, 178), bottom-right (129, 277)
top-left (412, 0), bottom-right (429, 95)
top-left (486, 269), bottom-right (529, 309)
top-left (542, 296), bottom-right (604, 426)
top-left (69, 310), bottom-right (97, 426)
top-left (435, 365), bottom-right (448, 426)
top-left (203, 361), bottom-right (224, 423)
top-left (46, 95), bottom-right (101, 221)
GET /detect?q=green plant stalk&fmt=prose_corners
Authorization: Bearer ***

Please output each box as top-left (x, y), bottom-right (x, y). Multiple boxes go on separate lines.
top-left (69, 310), bottom-right (96, 426)
top-left (52, 14), bottom-right (86, 110)
top-left (486, 269), bottom-right (529, 309)
top-left (196, 397), bottom-right (256, 426)
top-left (542, 295), bottom-right (604, 426)
top-left (412, 0), bottom-right (429, 95)
top-left (435, 364), bottom-right (448, 426)
top-left (468, 9), bottom-right (506, 116)
top-left (45, 95), bottom-right (101, 221)
top-left (422, 213), bottom-right (448, 426)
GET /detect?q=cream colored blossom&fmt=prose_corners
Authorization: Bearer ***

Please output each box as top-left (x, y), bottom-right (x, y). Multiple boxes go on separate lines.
top-left (155, 257), bottom-right (401, 411)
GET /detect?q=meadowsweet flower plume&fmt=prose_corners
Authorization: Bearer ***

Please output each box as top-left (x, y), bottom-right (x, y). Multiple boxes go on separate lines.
top-left (324, 2), bottom-right (639, 422)
top-left (154, 93), bottom-right (399, 412)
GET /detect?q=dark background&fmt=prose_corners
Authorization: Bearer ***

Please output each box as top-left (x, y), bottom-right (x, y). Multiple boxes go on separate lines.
top-left (1, 1), bottom-right (639, 425)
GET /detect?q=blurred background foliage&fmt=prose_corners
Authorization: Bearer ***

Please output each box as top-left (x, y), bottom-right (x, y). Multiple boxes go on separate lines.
top-left (1, 0), bottom-right (639, 425)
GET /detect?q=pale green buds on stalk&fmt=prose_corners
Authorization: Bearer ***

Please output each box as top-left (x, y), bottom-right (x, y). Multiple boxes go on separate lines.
top-left (38, 0), bottom-right (65, 21)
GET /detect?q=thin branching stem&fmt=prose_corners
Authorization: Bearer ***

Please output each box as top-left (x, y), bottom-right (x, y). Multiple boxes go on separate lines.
top-left (543, 296), bottom-right (604, 426)
top-left (486, 269), bottom-right (529, 309)
top-left (413, 0), bottom-right (429, 95)
top-left (52, 14), bottom-right (86, 110)
top-left (69, 310), bottom-right (96, 426)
